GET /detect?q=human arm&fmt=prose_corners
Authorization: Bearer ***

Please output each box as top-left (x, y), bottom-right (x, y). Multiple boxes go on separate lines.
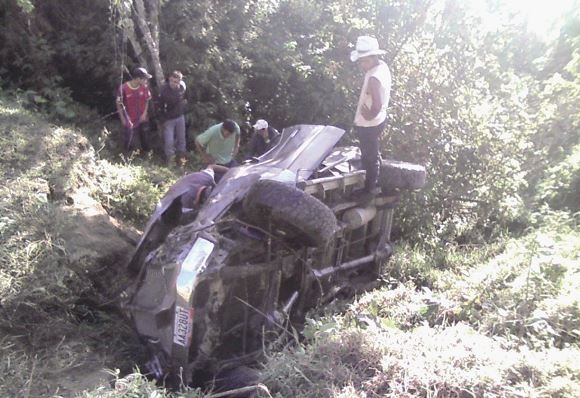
top-left (269, 127), bottom-right (280, 146)
top-left (139, 100), bottom-right (149, 123)
top-left (207, 164), bottom-right (229, 174)
top-left (157, 85), bottom-right (168, 122)
top-left (244, 134), bottom-right (259, 159)
top-left (233, 132), bottom-right (240, 159)
top-left (116, 100), bottom-right (129, 127)
top-left (139, 87), bottom-right (152, 123)
top-left (195, 138), bottom-right (215, 165)
top-left (361, 76), bottom-right (382, 121)
top-left (195, 128), bottom-right (216, 165)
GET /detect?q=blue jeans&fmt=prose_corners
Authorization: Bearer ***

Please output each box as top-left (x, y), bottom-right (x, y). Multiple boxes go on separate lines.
top-left (355, 121), bottom-right (385, 192)
top-left (162, 115), bottom-right (186, 160)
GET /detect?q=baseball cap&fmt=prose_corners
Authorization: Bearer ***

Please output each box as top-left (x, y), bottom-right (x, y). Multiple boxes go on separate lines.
top-left (253, 119), bottom-right (268, 130)
top-left (132, 67), bottom-right (152, 79)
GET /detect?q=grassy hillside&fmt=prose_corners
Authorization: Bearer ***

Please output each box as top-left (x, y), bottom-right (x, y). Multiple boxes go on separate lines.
top-left (0, 93), bottom-right (578, 397)
top-left (0, 92), bottom-right (175, 397)
top-left (256, 214), bottom-right (579, 397)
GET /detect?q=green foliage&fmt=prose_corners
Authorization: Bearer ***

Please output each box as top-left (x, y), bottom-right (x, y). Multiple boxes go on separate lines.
top-left (0, 0), bottom-right (120, 112)
top-left (386, 239), bottom-right (507, 289)
top-left (525, 9), bottom-right (580, 210)
top-left (536, 144), bottom-right (580, 212)
top-left (94, 159), bottom-right (173, 227)
top-left (450, 210), bottom-right (580, 349)
top-left (260, 317), bottom-right (580, 397)
top-left (256, 208), bottom-right (580, 397)
top-left (1, 1), bottom-right (580, 396)
top-left (157, 0), bottom-right (263, 130)
top-left (1, 0), bottom-right (578, 246)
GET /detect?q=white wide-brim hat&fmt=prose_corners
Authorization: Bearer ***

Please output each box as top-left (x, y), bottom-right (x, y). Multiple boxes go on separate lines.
top-left (350, 35), bottom-right (386, 62)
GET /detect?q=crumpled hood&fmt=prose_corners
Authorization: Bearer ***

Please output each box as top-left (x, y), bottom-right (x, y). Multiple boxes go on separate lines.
top-left (196, 124), bottom-right (345, 224)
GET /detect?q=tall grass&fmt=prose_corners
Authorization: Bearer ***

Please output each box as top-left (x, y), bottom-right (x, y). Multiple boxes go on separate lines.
top-left (1, 93), bottom-right (578, 397)
top-left (255, 210), bottom-right (579, 397)
top-left (0, 94), bottom-right (176, 396)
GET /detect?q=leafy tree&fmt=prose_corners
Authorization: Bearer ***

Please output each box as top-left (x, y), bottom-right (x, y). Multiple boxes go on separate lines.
top-left (0, 0), bottom-right (578, 246)
top-left (0, 0), bottom-right (119, 114)
top-left (113, 0), bottom-right (164, 86)
top-left (531, 8), bottom-right (580, 212)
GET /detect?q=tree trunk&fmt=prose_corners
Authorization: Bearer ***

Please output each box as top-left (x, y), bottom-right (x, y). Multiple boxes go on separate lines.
top-left (133, 0), bottom-right (164, 87)
top-left (116, 0), bottom-right (164, 87)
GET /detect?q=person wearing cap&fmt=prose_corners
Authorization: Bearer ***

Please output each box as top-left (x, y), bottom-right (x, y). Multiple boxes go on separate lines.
top-left (116, 67), bottom-right (153, 153)
top-left (244, 119), bottom-right (280, 159)
top-left (195, 119), bottom-right (241, 169)
top-left (350, 36), bottom-right (392, 198)
top-left (158, 70), bottom-right (187, 167)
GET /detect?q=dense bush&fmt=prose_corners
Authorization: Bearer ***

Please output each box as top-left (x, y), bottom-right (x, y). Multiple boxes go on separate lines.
top-left (0, 0), bottom-right (578, 248)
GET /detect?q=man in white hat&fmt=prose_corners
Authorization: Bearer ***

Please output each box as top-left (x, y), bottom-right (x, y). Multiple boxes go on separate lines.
top-left (350, 35), bottom-right (391, 198)
top-left (245, 119), bottom-right (280, 159)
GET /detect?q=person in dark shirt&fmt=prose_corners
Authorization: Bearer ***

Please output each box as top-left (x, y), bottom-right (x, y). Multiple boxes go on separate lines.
top-left (245, 119), bottom-right (280, 159)
top-left (158, 70), bottom-right (187, 166)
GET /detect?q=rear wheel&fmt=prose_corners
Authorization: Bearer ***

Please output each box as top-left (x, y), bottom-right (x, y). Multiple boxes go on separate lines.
top-left (243, 180), bottom-right (338, 247)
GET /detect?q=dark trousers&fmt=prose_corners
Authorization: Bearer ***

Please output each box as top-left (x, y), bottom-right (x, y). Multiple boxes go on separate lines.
top-left (123, 122), bottom-right (150, 153)
top-left (355, 122), bottom-right (385, 192)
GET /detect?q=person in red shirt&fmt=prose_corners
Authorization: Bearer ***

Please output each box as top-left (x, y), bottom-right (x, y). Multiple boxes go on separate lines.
top-left (116, 67), bottom-right (153, 154)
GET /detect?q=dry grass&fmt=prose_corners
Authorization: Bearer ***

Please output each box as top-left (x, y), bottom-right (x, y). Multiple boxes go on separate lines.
top-left (256, 212), bottom-right (579, 397)
top-left (259, 317), bottom-right (579, 397)
top-left (1, 92), bottom-right (578, 397)
top-left (0, 94), bottom-right (153, 396)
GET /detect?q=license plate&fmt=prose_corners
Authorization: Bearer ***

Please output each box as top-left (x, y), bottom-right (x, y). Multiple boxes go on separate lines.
top-left (173, 305), bottom-right (193, 347)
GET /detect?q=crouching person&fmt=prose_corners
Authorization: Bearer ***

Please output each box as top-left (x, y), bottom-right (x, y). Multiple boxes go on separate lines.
top-left (245, 119), bottom-right (280, 160)
top-left (195, 119), bottom-right (240, 182)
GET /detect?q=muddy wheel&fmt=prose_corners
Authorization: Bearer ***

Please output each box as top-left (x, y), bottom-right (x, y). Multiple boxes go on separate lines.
top-left (243, 180), bottom-right (337, 247)
top-left (379, 160), bottom-right (426, 194)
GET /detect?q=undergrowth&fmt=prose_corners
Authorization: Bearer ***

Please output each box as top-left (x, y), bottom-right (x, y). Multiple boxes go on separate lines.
top-left (255, 210), bottom-right (579, 397)
top-left (0, 92), bottom-right (181, 396)
top-left (1, 90), bottom-right (578, 397)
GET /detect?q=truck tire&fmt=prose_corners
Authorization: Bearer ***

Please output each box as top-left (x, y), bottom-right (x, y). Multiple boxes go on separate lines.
top-left (243, 179), bottom-right (337, 247)
top-left (379, 160), bottom-right (426, 194)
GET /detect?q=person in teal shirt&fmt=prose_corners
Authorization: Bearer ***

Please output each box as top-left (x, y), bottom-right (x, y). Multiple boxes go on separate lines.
top-left (195, 119), bottom-right (240, 168)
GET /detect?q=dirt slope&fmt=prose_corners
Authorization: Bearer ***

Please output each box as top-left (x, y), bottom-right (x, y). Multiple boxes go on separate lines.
top-left (0, 96), bottom-right (144, 397)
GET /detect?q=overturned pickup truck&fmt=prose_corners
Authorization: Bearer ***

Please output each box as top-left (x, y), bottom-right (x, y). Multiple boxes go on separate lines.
top-left (121, 125), bottom-right (426, 383)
